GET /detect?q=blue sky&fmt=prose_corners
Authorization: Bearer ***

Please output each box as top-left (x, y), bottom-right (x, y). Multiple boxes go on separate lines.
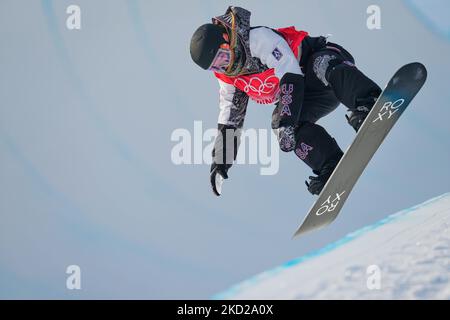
top-left (0, 0), bottom-right (449, 298)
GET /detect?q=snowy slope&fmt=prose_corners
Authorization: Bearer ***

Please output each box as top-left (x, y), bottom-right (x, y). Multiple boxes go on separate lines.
top-left (215, 193), bottom-right (450, 300)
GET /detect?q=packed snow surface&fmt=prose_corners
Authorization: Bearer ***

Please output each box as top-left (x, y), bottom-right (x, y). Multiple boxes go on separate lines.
top-left (216, 193), bottom-right (450, 299)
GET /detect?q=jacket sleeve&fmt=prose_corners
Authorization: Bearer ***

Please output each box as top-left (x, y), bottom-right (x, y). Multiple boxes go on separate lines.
top-left (212, 79), bottom-right (249, 167)
top-left (250, 27), bottom-right (305, 131)
top-left (249, 27), bottom-right (303, 79)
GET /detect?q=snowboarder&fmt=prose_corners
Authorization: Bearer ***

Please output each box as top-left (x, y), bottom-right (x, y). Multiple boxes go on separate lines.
top-left (189, 6), bottom-right (382, 196)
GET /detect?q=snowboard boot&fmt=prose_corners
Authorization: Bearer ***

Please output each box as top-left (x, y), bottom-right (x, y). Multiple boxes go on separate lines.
top-left (305, 151), bottom-right (343, 195)
top-left (346, 92), bottom-right (380, 132)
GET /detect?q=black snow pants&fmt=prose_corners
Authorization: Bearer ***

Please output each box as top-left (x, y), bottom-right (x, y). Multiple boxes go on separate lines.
top-left (272, 39), bottom-right (382, 173)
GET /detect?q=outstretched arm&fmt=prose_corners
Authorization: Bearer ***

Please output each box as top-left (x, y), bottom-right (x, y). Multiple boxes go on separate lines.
top-left (210, 79), bottom-right (249, 196)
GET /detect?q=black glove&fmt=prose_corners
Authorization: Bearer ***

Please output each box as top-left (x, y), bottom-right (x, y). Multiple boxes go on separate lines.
top-left (210, 123), bottom-right (239, 196)
top-left (210, 162), bottom-right (229, 196)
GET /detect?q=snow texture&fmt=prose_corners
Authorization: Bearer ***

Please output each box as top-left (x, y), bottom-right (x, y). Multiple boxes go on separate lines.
top-left (215, 193), bottom-right (450, 299)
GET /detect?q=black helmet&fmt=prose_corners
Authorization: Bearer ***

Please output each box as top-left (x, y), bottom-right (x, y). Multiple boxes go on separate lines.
top-left (190, 23), bottom-right (227, 70)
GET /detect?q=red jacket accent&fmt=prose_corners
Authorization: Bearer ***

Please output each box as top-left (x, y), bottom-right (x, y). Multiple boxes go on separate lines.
top-left (215, 27), bottom-right (308, 104)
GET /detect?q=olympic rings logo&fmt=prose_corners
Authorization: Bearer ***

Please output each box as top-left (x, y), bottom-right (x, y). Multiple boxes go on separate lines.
top-left (234, 75), bottom-right (278, 96)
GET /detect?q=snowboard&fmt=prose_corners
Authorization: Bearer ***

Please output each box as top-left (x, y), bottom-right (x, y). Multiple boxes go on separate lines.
top-left (293, 62), bottom-right (427, 238)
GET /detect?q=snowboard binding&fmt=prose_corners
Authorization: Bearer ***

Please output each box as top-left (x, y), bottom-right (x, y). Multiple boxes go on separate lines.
top-left (305, 151), bottom-right (343, 195)
top-left (346, 93), bottom-right (380, 132)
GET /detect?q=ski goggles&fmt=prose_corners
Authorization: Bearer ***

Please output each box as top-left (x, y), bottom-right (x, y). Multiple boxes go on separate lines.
top-left (208, 47), bottom-right (231, 73)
